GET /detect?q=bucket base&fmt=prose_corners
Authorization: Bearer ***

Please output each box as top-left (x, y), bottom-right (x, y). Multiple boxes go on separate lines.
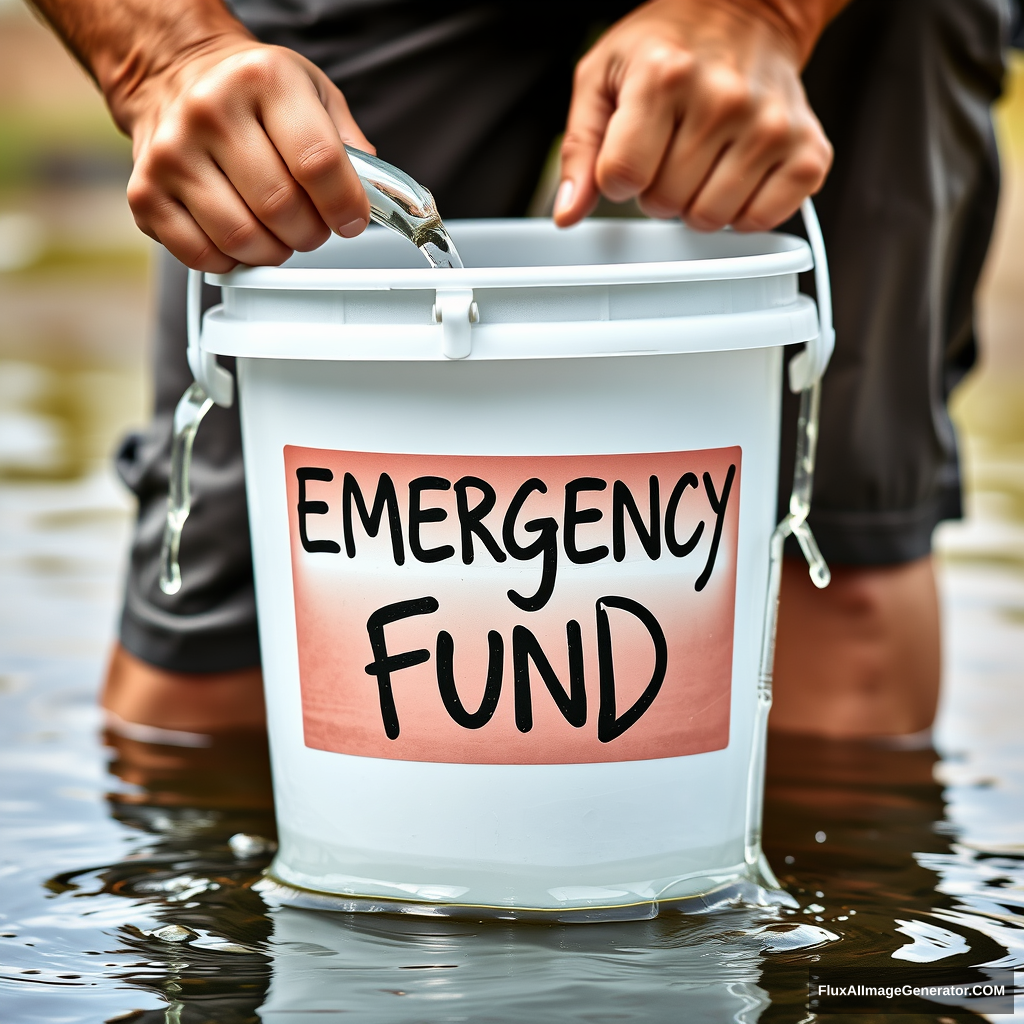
top-left (253, 869), bottom-right (794, 924)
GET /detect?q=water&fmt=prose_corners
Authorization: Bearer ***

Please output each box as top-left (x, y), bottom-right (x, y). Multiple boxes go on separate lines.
top-left (159, 148), bottom-right (463, 596)
top-left (342, 145), bottom-right (464, 271)
top-left (158, 384), bottom-right (213, 596)
top-left (2, 446), bottom-right (1024, 1020)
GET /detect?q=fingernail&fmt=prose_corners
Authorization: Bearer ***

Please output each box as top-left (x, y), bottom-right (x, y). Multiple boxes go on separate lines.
top-left (554, 179), bottom-right (574, 217)
top-left (338, 217), bottom-right (368, 238)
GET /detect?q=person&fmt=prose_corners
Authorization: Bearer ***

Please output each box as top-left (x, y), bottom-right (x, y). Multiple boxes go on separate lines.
top-left (31, 0), bottom-right (1009, 741)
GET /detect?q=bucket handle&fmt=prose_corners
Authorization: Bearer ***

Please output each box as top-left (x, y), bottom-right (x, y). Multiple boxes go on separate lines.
top-left (759, 198), bottom-right (833, 686)
top-left (743, 199), bottom-right (833, 880)
top-left (789, 198), bottom-right (834, 393)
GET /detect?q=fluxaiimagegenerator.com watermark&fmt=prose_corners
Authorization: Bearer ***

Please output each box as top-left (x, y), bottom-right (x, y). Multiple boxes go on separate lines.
top-left (808, 968), bottom-right (1017, 1014)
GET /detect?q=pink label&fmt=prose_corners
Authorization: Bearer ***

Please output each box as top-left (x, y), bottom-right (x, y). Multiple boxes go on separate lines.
top-left (285, 447), bottom-right (740, 765)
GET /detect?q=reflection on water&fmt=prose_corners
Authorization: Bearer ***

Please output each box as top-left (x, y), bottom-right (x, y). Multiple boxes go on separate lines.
top-left (1, 463), bottom-right (1022, 1021)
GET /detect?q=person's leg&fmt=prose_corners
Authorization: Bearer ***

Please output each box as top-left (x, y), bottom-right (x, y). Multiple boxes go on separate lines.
top-left (771, 555), bottom-right (941, 738)
top-left (770, 0), bottom-right (1007, 737)
top-left (104, 644), bottom-right (266, 734)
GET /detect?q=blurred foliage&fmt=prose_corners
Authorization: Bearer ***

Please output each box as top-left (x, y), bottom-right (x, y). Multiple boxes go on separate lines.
top-left (0, 112), bottom-right (131, 191)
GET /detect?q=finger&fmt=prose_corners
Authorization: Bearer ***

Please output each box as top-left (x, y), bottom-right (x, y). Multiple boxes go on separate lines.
top-left (637, 122), bottom-right (731, 219)
top-left (554, 58), bottom-right (611, 227)
top-left (593, 52), bottom-right (690, 203)
top-left (681, 131), bottom-right (791, 230)
top-left (254, 56), bottom-right (370, 237)
top-left (128, 187), bottom-right (238, 273)
top-left (681, 101), bottom-right (821, 230)
top-left (174, 159), bottom-right (295, 265)
top-left (637, 67), bottom-right (754, 219)
top-left (732, 147), bottom-right (829, 232)
top-left (209, 124), bottom-right (331, 253)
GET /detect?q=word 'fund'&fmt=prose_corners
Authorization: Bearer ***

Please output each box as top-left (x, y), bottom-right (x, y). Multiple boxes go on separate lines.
top-left (363, 595), bottom-right (667, 743)
top-left (296, 465), bottom-right (736, 610)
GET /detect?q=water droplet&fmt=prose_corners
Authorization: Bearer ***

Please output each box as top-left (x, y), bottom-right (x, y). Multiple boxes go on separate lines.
top-left (815, 831), bottom-right (827, 843)
top-left (150, 924), bottom-right (195, 943)
top-left (228, 833), bottom-right (276, 859)
top-left (756, 922), bottom-right (839, 952)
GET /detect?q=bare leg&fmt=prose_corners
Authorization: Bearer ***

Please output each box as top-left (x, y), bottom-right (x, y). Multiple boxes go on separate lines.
top-left (770, 555), bottom-right (940, 739)
top-left (101, 643), bottom-right (266, 734)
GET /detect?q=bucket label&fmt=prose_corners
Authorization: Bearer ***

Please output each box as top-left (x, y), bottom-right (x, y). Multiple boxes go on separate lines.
top-left (285, 446), bottom-right (740, 764)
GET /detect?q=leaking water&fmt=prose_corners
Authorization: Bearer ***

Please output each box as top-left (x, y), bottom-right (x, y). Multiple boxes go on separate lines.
top-left (158, 384), bottom-right (212, 596)
top-left (158, 147), bottom-right (463, 596)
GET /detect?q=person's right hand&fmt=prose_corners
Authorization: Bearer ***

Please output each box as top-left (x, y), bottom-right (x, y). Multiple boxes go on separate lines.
top-left (117, 39), bottom-right (373, 272)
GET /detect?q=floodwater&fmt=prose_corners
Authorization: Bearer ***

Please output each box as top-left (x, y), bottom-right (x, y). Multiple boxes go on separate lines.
top-left (2, 451), bottom-right (1024, 1023)
top-left (1, 34), bottom-right (1023, 1021)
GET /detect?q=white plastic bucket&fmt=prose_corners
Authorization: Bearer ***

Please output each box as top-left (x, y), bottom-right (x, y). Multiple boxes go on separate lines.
top-left (189, 215), bottom-right (832, 918)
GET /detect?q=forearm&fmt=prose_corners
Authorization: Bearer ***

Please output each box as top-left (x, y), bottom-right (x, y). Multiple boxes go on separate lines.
top-left (27, 0), bottom-right (253, 132)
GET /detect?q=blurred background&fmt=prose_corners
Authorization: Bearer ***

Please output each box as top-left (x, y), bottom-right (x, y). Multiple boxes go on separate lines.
top-left (0, 0), bottom-right (147, 483)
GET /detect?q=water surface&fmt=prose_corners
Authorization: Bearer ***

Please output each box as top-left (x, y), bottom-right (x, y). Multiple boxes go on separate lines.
top-left (0, 442), bottom-right (1022, 1021)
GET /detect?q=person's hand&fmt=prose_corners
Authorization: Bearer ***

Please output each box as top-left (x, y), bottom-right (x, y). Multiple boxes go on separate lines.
top-left (554, 0), bottom-right (833, 232)
top-left (114, 38), bottom-right (373, 271)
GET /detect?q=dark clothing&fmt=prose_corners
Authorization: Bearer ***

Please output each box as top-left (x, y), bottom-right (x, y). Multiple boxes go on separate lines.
top-left (779, 0), bottom-right (1008, 562)
top-left (116, 0), bottom-right (1010, 672)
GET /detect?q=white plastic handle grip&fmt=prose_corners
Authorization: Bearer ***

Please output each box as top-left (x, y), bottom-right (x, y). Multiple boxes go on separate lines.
top-left (187, 267), bottom-right (234, 408)
top-left (789, 198), bottom-right (835, 393)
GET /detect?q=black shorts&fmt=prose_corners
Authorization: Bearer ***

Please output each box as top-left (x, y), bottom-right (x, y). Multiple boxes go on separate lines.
top-left (115, 0), bottom-right (1009, 672)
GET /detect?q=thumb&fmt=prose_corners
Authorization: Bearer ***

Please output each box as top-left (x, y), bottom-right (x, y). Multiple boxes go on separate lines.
top-left (553, 80), bottom-right (613, 227)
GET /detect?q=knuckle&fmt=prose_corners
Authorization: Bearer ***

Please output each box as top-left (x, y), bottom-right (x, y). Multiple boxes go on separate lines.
top-left (126, 175), bottom-right (175, 226)
top-left (292, 222), bottom-right (331, 252)
top-left (294, 139), bottom-right (344, 182)
top-left (175, 236), bottom-right (231, 272)
top-left (258, 178), bottom-right (303, 219)
top-left (220, 47), bottom-right (282, 91)
top-left (596, 155), bottom-right (649, 193)
top-left (220, 217), bottom-right (262, 253)
top-left (788, 153), bottom-right (829, 189)
top-left (754, 106), bottom-right (793, 148)
top-left (643, 46), bottom-right (693, 91)
top-left (125, 173), bottom-right (152, 215)
top-left (703, 69), bottom-right (752, 120)
top-left (144, 129), bottom-right (190, 175)
top-left (639, 187), bottom-right (681, 218)
top-left (181, 85), bottom-right (228, 132)
top-left (560, 128), bottom-right (601, 163)
top-left (736, 208), bottom-right (774, 232)
top-left (573, 53), bottom-right (596, 86)
top-left (685, 198), bottom-right (725, 231)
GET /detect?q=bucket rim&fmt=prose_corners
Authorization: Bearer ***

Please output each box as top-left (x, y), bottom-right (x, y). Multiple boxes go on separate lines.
top-left (208, 218), bottom-right (812, 292)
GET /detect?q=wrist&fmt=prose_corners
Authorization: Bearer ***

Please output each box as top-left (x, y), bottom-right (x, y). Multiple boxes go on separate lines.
top-left (95, 8), bottom-right (255, 136)
top-left (725, 0), bottom-right (847, 65)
